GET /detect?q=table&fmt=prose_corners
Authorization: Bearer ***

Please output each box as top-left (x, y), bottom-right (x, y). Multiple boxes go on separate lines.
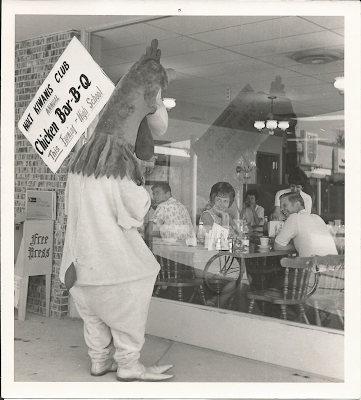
top-left (152, 240), bottom-right (297, 284)
top-left (152, 240), bottom-right (295, 276)
top-left (152, 239), bottom-right (296, 304)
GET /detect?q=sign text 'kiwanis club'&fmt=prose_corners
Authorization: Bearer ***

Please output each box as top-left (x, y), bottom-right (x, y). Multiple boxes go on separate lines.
top-left (18, 37), bottom-right (115, 173)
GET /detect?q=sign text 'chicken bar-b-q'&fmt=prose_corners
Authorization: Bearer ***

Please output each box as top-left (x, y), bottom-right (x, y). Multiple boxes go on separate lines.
top-left (18, 37), bottom-right (115, 173)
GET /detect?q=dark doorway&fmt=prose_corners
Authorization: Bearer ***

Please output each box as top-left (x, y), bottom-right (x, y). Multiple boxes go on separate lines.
top-left (257, 152), bottom-right (280, 185)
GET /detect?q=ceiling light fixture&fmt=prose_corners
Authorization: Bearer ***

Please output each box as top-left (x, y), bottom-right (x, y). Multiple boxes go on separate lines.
top-left (254, 96), bottom-right (290, 135)
top-left (163, 98), bottom-right (176, 112)
top-left (290, 49), bottom-right (343, 65)
top-left (334, 77), bottom-right (344, 95)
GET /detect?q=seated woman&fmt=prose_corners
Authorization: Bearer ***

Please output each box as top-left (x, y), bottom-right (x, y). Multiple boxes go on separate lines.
top-left (240, 189), bottom-right (264, 230)
top-left (200, 182), bottom-right (239, 237)
top-left (199, 182), bottom-right (249, 310)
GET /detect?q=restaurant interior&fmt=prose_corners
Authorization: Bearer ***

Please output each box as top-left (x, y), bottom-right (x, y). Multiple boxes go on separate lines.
top-left (13, 12), bottom-right (352, 380)
top-left (79, 15), bottom-right (345, 328)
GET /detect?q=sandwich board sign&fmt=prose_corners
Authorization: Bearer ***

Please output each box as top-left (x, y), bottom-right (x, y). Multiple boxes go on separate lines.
top-left (18, 36), bottom-right (115, 173)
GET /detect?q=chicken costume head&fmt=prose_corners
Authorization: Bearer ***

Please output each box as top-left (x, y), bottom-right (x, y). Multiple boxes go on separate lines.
top-left (69, 39), bottom-right (175, 185)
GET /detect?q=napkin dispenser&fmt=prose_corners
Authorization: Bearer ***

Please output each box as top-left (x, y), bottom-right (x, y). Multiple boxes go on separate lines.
top-left (268, 221), bottom-right (284, 237)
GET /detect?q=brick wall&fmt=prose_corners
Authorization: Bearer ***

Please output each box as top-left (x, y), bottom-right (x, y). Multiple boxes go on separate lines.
top-left (15, 30), bottom-right (80, 318)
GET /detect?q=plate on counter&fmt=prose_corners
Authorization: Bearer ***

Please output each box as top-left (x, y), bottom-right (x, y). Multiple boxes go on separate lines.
top-left (258, 244), bottom-right (271, 249)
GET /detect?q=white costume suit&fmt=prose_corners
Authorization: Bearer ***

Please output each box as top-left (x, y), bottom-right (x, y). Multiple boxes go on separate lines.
top-left (60, 172), bottom-right (160, 368)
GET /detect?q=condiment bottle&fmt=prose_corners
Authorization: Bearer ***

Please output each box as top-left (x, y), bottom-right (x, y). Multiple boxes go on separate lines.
top-left (220, 231), bottom-right (227, 250)
top-left (241, 223), bottom-right (250, 250)
top-left (234, 237), bottom-right (242, 253)
top-left (197, 221), bottom-right (206, 245)
top-left (263, 216), bottom-right (269, 236)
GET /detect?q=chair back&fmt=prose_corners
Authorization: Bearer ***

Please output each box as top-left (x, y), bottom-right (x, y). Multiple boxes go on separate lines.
top-left (312, 254), bottom-right (345, 295)
top-left (280, 257), bottom-right (314, 301)
top-left (156, 251), bottom-right (195, 282)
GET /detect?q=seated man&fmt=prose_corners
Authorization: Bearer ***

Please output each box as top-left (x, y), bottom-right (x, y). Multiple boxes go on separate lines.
top-left (240, 189), bottom-right (264, 229)
top-left (271, 167), bottom-right (312, 221)
top-left (273, 192), bottom-right (337, 257)
top-left (270, 192), bottom-right (338, 320)
top-left (145, 182), bottom-right (195, 242)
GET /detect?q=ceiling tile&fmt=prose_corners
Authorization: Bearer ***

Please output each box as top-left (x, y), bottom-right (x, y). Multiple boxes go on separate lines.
top-left (228, 30), bottom-right (344, 58)
top-left (256, 54), bottom-right (300, 68)
top-left (146, 16), bottom-right (279, 35)
top-left (100, 22), bottom-right (180, 51)
top-left (188, 16), bottom-right (325, 48)
top-left (300, 97), bottom-right (343, 109)
top-left (302, 16), bottom-right (344, 30)
top-left (288, 83), bottom-right (336, 95)
top-left (171, 84), bottom-right (230, 99)
top-left (286, 91), bottom-right (340, 103)
top-left (208, 68), bottom-right (301, 86)
top-left (94, 15), bottom-right (345, 118)
top-left (273, 75), bottom-right (328, 87)
top-left (177, 58), bottom-right (272, 78)
top-left (244, 75), bottom-right (329, 95)
top-left (314, 72), bottom-right (344, 83)
top-left (161, 48), bottom-right (248, 70)
top-left (105, 36), bottom-right (215, 60)
top-left (166, 77), bottom-right (222, 91)
top-left (167, 71), bottom-right (200, 81)
top-left (287, 60), bottom-right (344, 76)
top-left (332, 29), bottom-right (344, 37)
top-left (101, 53), bottom-right (132, 67)
top-left (291, 103), bottom-right (332, 117)
top-left (102, 62), bottom-right (134, 83)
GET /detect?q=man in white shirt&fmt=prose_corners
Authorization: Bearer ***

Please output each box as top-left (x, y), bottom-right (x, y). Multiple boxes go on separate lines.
top-left (271, 167), bottom-right (312, 221)
top-left (274, 192), bottom-right (337, 257)
top-left (272, 192), bottom-right (338, 321)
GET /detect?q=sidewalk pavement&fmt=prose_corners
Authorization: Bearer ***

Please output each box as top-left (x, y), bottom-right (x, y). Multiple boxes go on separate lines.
top-left (14, 312), bottom-right (339, 383)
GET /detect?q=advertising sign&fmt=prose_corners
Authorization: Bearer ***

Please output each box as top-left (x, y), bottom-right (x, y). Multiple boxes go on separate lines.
top-left (333, 147), bottom-right (345, 174)
top-left (14, 220), bottom-right (54, 277)
top-left (26, 190), bottom-right (56, 220)
top-left (18, 37), bottom-right (115, 173)
top-left (303, 131), bottom-right (318, 164)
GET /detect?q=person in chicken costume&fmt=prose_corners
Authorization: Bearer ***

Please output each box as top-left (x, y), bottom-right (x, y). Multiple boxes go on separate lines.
top-left (60, 40), bottom-right (175, 382)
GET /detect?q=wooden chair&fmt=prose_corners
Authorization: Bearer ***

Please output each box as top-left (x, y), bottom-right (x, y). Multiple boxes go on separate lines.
top-left (245, 256), bottom-right (281, 315)
top-left (203, 253), bottom-right (242, 309)
top-left (247, 256), bottom-right (316, 324)
top-left (307, 254), bottom-right (345, 328)
top-left (153, 252), bottom-right (207, 305)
